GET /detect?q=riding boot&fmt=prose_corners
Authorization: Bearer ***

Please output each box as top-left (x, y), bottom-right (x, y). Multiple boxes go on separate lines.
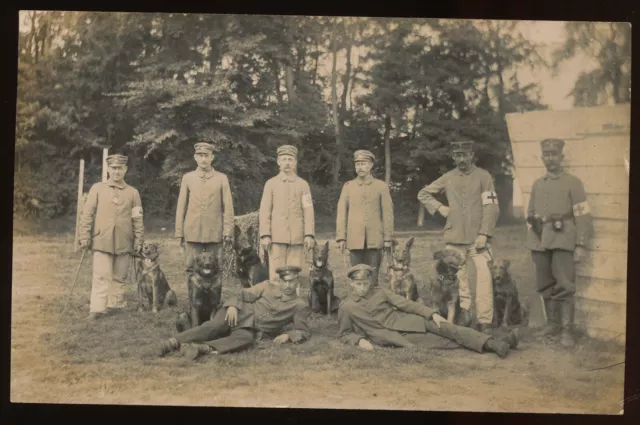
top-left (155, 337), bottom-right (180, 357)
top-left (535, 298), bottom-right (560, 337)
top-left (483, 338), bottom-right (510, 358)
top-left (560, 298), bottom-right (576, 348)
top-left (181, 343), bottom-right (216, 361)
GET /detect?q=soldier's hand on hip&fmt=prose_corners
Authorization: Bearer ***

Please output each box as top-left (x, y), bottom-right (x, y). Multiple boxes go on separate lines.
top-left (475, 234), bottom-right (488, 250)
top-left (574, 246), bottom-right (588, 263)
top-left (225, 306), bottom-right (238, 327)
top-left (358, 339), bottom-right (374, 351)
top-left (438, 205), bottom-right (450, 218)
top-left (260, 236), bottom-right (272, 250)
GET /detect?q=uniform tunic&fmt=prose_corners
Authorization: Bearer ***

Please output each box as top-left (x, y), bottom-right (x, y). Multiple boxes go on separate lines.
top-left (338, 286), bottom-right (490, 352)
top-left (259, 173), bottom-right (315, 245)
top-left (335, 176), bottom-right (394, 250)
top-left (175, 168), bottom-right (235, 243)
top-left (417, 165), bottom-right (499, 244)
top-left (78, 180), bottom-right (144, 254)
top-left (525, 171), bottom-right (592, 252)
top-left (174, 281), bottom-right (311, 353)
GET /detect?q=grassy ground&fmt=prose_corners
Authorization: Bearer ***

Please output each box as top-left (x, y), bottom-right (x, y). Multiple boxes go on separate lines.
top-left (10, 224), bottom-right (625, 413)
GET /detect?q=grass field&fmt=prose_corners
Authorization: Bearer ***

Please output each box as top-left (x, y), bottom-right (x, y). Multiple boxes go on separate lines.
top-left (10, 224), bottom-right (625, 413)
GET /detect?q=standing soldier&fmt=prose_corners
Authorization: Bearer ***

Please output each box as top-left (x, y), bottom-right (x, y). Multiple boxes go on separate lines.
top-left (526, 138), bottom-right (592, 348)
top-left (259, 145), bottom-right (316, 287)
top-left (175, 142), bottom-right (234, 281)
top-left (417, 140), bottom-right (499, 332)
top-left (78, 154), bottom-right (144, 320)
top-left (336, 150), bottom-right (394, 286)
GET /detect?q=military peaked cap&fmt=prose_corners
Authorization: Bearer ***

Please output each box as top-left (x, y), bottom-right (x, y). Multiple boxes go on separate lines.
top-left (194, 142), bottom-right (216, 153)
top-left (106, 154), bottom-right (128, 166)
top-left (354, 150), bottom-right (375, 163)
top-left (540, 138), bottom-right (565, 153)
top-left (450, 140), bottom-right (475, 153)
top-left (347, 264), bottom-right (375, 280)
top-left (277, 145), bottom-right (298, 158)
top-left (275, 265), bottom-right (302, 280)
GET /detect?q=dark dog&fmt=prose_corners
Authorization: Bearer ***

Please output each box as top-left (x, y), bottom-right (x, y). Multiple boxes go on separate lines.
top-left (490, 259), bottom-right (529, 329)
top-left (177, 250), bottom-right (222, 332)
top-left (233, 220), bottom-right (269, 288)
top-left (308, 241), bottom-right (340, 315)
top-left (388, 237), bottom-right (422, 303)
top-left (424, 249), bottom-right (471, 327)
top-left (136, 241), bottom-right (177, 313)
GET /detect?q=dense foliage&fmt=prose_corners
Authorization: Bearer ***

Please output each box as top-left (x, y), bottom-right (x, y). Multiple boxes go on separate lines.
top-left (15, 13), bottom-right (626, 228)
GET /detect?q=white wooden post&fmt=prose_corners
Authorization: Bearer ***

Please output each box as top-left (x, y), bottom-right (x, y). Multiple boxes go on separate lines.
top-left (102, 148), bottom-right (109, 182)
top-left (74, 159), bottom-right (85, 252)
top-left (417, 203), bottom-right (425, 227)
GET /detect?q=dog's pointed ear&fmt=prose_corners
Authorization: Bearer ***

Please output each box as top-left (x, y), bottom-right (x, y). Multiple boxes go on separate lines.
top-left (405, 237), bottom-right (415, 250)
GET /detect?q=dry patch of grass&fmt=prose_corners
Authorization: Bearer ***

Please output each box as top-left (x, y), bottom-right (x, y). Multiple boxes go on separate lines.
top-left (10, 225), bottom-right (625, 413)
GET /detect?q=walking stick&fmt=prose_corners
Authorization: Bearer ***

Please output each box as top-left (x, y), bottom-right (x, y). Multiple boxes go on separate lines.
top-left (58, 248), bottom-right (88, 326)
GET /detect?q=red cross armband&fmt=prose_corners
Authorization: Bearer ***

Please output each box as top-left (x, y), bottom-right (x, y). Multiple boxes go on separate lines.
top-left (481, 191), bottom-right (499, 205)
top-left (572, 201), bottom-right (590, 217)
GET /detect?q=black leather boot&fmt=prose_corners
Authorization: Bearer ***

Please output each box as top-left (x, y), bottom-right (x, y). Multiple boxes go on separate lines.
top-left (181, 343), bottom-right (215, 360)
top-left (155, 337), bottom-right (180, 357)
top-left (484, 338), bottom-right (510, 358)
top-left (535, 298), bottom-right (560, 337)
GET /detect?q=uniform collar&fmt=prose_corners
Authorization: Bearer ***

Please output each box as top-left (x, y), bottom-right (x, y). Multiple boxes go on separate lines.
top-left (544, 168), bottom-right (565, 180)
top-left (106, 179), bottom-right (127, 189)
top-left (279, 172), bottom-right (298, 183)
top-left (455, 164), bottom-right (476, 176)
top-left (196, 167), bottom-right (215, 179)
top-left (355, 175), bottom-right (374, 186)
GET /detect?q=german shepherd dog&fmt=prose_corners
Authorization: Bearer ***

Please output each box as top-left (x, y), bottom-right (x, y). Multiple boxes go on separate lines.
top-left (233, 223), bottom-right (269, 288)
top-left (136, 241), bottom-right (177, 313)
top-left (490, 259), bottom-right (529, 329)
top-left (175, 250), bottom-right (222, 332)
top-left (424, 249), bottom-right (471, 327)
top-left (388, 237), bottom-right (422, 303)
top-left (308, 241), bottom-right (340, 315)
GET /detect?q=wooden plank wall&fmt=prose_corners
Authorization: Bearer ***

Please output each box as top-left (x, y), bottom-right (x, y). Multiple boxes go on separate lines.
top-left (505, 104), bottom-right (630, 344)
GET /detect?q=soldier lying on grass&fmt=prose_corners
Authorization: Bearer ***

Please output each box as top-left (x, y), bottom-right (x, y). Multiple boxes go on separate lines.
top-left (148, 265), bottom-right (311, 360)
top-left (338, 264), bottom-right (519, 358)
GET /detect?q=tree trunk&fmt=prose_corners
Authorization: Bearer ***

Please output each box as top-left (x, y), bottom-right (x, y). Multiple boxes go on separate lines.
top-left (312, 39), bottom-right (319, 86)
top-left (284, 63), bottom-right (297, 104)
top-left (271, 60), bottom-right (283, 103)
top-left (384, 114), bottom-right (391, 184)
top-left (340, 21), bottom-right (352, 112)
top-left (330, 19), bottom-right (342, 184)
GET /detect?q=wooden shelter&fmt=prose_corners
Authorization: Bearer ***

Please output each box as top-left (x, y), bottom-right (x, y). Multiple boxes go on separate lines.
top-left (506, 104), bottom-right (630, 345)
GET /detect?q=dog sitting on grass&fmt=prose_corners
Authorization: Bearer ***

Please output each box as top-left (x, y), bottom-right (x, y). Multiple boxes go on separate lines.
top-left (175, 250), bottom-right (221, 332)
top-left (490, 259), bottom-right (529, 329)
top-left (423, 249), bottom-right (471, 327)
top-left (388, 237), bottom-right (423, 303)
top-left (136, 241), bottom-right (177, 313)
top-left (308, 241), bottom-right (340, 315)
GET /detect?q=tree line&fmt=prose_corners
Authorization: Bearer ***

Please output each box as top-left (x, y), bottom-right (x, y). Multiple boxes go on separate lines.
top-left (14, 12), bottom-right (630, 229)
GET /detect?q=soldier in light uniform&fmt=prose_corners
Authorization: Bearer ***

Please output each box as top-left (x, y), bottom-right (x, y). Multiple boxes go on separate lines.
top-left (259, 145), bottom-right (316, 286)
top-left (336, 150), bottom-right (394, 285)
top-left (78, 154), bottom-right (144, 320)
top-left (175, 142), bottom-right (235, 280)
top-left (417, 140), bottom-right (499, 332)
top-left (526, 138), bottom-right (592, 348)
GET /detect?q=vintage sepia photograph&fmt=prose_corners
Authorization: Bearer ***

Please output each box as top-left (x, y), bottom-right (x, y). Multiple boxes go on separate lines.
top-left (11, 11), bottom-right (631, 414)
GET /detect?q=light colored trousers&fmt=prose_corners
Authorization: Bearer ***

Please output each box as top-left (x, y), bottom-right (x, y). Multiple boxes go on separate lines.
top-left (90, 251), bottom-right (131, 313)
top-left (268, 243), bottom-right (303, 281)
top-left (445, 243), bottom-right (494, 325)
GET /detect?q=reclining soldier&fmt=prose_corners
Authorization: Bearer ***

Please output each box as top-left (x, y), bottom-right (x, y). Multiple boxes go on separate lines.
top-left (338, 264), bottom-right (519, 358)
top-left (150, 265), bottom-right (312, 360)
